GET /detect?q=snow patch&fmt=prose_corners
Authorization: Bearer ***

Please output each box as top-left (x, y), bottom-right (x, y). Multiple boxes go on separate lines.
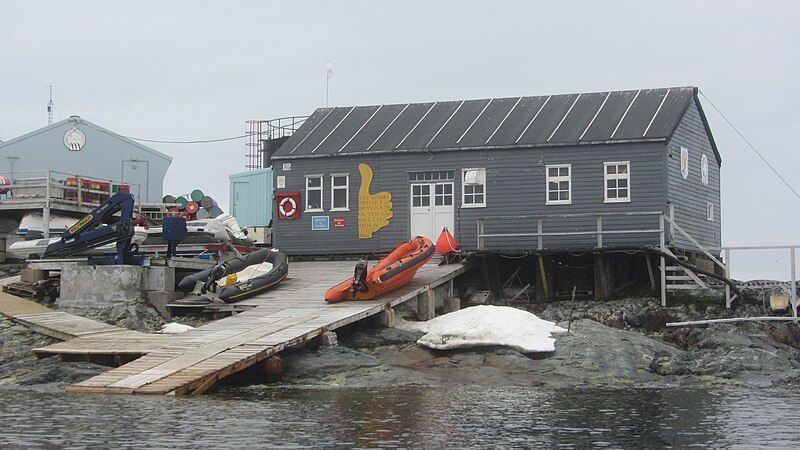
top-left (400, 305), bottom-right (567, 353)
top-left (158, 322), bottom-right (194, 334)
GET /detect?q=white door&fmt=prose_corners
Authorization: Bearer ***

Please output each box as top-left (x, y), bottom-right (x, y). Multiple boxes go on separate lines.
top-left (410, 182), bottom-right (454, 241)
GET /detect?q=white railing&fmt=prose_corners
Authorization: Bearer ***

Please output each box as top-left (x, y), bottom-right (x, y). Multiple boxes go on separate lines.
top-left (0, 169), bottom-right (143, 237)
top-left (475, 211), bottom-right (666, 251)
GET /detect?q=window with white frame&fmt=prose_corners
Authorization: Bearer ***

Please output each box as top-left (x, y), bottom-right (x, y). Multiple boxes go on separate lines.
top-left (707, 202), bottom-right (714, 221)
top-left (604, 162), bottom-right (630, 203)
top-left (462, 168), bottom-right (486, 207)
top-left (546, 164), bottom-right (571, 205)
top-left (330, 174), bottom-right (349, 211)
top-left (305, 175), bottom-right (323, 211)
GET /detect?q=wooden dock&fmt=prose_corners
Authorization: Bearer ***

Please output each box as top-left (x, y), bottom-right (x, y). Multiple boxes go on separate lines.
top-left (21, 260), bottom-right (466, 395)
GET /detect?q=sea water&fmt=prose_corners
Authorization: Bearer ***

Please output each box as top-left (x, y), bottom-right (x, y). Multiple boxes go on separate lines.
top-left (0, 385), bottom-right (796, 448)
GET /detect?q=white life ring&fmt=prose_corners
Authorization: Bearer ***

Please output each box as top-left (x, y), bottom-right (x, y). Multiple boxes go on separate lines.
top-left (278, 196), bottom-right (297, 218)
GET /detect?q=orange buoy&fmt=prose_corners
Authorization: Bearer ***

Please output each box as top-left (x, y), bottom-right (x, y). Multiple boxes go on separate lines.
top-left (325, 236), bottom-right (435, 303)
top-left (435, 227), bottom-right (459, 255)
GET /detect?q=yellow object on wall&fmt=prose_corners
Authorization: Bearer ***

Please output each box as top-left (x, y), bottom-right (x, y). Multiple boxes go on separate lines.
top-left (358, 163), bottom-right (393, 239)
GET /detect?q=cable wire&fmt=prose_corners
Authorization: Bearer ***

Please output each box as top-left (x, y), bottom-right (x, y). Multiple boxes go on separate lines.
top-left (118, 134), bottom-right (249, 144)
top-left (699, 90), bottom-right (800, 201)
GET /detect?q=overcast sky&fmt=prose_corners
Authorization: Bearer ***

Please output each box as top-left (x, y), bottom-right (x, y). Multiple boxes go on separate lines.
top-left (2, 1), bottom-right (799, 279)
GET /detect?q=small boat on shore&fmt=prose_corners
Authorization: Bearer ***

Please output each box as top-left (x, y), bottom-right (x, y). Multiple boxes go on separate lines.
top-left (8, 227), bottom-right (148, 259)
top-left (177, 248), bottom-right (288, 303)
top-left (325, 236), bottom-right (435, 303)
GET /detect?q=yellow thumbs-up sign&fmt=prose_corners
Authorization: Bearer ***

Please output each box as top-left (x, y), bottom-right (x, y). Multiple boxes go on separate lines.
top-left (358, 163), bottom-right (393, 239)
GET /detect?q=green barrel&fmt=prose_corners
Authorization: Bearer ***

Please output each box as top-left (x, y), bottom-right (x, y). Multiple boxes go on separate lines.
top-left (190, 189), bottom-right (204, 202)
top-left (176, 196), bottom-right (188, 210)
top-left (162, 194), bottom-right (176, 203)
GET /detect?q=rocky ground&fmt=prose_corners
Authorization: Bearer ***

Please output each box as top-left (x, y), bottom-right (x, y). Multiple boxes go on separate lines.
top-left (275, 297), bottom-right (800, 389)
top-left (1, 292), bottom-right (799, 392)
top-left (0, 317), bottom-right (104, 391)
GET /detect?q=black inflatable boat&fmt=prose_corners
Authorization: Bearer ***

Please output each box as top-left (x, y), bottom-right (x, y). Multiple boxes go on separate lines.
top-left (178, 248), bottom-right (288, 303)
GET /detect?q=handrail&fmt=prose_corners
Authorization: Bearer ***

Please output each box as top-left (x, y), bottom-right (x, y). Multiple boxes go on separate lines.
top-left (662, 214), bottom-right (725, 269)
top-left (476, 211), bottom-right (664, 251)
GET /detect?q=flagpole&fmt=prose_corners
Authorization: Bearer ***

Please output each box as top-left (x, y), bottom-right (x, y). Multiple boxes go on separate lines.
top-left (326, 75), bottom-right (329, 107)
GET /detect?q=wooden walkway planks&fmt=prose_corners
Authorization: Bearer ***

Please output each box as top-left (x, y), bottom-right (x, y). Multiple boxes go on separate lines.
top-left (64, 260), bottom-right (466, 396)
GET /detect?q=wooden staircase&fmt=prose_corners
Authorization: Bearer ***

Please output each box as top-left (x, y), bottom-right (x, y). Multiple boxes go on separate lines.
top-left (665, 264), bottom-right (710, 292)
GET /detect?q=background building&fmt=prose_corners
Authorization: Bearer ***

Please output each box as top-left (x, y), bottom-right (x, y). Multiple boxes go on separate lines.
top-left (0, 115), bottom-right (171, 203)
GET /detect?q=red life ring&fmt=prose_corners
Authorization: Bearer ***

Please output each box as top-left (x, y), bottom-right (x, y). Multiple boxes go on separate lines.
top-left (278, 196), bottom-right (297, 218)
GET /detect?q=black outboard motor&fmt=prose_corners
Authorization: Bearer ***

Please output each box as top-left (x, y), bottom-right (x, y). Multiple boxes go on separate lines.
top-left (351, 257), bottom-right (369, 299)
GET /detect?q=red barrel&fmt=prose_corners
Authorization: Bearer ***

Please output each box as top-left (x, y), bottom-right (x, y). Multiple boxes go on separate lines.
top-left (185, 201), bottom-right (200, 214)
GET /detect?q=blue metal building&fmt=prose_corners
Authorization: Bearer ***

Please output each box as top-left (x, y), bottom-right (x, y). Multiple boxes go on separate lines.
top-left (229, 168), bottom-right (274, 227)
top-left (0, 115), bottom-right (172, 203)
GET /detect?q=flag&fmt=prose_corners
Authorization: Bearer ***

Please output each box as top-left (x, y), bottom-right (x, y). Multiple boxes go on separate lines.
top-left (326, 60), bottom-right (334, 79)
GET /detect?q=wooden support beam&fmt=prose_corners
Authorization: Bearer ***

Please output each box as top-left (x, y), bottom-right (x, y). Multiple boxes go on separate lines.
top-left (417, 290), bottom-right (436, 321)
top-left (443, 297), bottom-right (460, 314)
top-left (379, 305), bottom-right (396, 327)
top-left (536, 255), bottom-right (551, 301)
top-left (645, 254), bottom-right (657, 293)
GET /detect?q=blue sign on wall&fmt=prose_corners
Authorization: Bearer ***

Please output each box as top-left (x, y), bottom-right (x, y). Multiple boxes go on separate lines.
top-left (311, 216), bottom-right (330, 231)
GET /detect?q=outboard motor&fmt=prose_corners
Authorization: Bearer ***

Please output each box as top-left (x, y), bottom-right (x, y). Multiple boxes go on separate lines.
top-left (351, 257), bottom-right (369, 299)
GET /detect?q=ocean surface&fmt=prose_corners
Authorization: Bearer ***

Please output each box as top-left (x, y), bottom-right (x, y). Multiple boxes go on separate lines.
top-left (0, 385), bottom-right (796, 448)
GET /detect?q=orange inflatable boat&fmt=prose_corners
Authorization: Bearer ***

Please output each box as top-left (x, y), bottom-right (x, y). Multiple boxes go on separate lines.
top-left (325, 236), bottom-right (435, 303)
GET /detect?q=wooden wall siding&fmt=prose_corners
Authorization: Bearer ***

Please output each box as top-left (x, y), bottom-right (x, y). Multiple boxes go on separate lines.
top-left (272, 142), bottom-right (668, 255)
top-left (665, 98), bottom-right (722, 252)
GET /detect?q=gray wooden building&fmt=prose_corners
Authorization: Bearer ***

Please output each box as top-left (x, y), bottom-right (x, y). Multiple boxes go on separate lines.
top-left (268, 86), bottom-right (720, 263)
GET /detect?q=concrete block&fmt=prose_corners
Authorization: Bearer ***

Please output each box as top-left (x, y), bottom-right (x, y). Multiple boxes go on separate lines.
top-left (145, 266), bottom-right (176, 292)
top-left (59, 265), bottom-right (145, 309)
top-left (20, 268), bottom-right (47, 283)
top-left (417, 290), bottom-right (436, 321)
top-left (145, 291), bottom-right (183, 319)
top-left (444, 297), bottom-right (461, 314)
top-left (319, 331), bottom-right (338, 347)
top-left (379, 306), bottom-right (396, 328)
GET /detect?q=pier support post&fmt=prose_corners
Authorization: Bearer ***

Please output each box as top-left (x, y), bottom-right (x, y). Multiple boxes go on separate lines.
top-left (379, 305), bottom-right (396, 327)
top-left (594, 254), bottom-right (613, 301)
top-left (417, 290), bottom-right (436, 321)
top-left (535, 256), bottom-right (552, 301)
top-left (443, 297), bottom-right (460, 314)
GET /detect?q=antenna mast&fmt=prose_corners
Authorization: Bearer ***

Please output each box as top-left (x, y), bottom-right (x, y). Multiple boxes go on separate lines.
top-left (47, 85), bottom-right (54, 125)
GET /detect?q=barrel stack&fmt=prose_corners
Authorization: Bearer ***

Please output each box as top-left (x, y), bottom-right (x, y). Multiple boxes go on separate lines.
top-left (162, 189), bottom-right (223, 221)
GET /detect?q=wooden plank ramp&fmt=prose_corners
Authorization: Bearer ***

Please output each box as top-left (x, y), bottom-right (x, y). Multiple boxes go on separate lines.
top-left (1, 290), bottom-right (146, 343)
top-left (61, 260), bottom-right (466, 396)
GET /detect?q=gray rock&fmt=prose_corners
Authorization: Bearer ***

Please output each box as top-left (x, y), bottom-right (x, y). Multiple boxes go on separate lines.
top-left (341, 327), bottom-right (423, 349)
top-left (283, 346), bottom-right (381, 380)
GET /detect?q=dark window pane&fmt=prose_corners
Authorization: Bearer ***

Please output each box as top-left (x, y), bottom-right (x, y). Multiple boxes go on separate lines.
top-left (307, 177), bottom-right (321, 188)
top-left (333, 189), bottom-right (347, 208)
top-left (549, 182), bottom-right (558, 190)
top-left (474, 185), bottom-right (484, 194)
top-left (619, 179), bottom-right (628, 188)
top-left (413, 185), bottom-right (420, 195)
top-left (608, 190), bottom-right (617, 199)
top-left (475, 194), bottom-right (484, 204)
top-left (548, 167), bottom-right (558, 177)
top-left (422, 197), bottom-right (430, 206)
top-left (559, 181), bottom-right (569, 190)
top-left (308, 191), bottom-right (321, 209)
top-left (549, 192), bottom-right (558, 201)
top-left (413, 197), bottom-right (421, 207)
top-left (560, 191), bottom-right (569, 201)
top-left (444, 197), bottom-right (452, 206)
top-left (559, 167), bottom-right (569, 176)
top-left (619, 189), bottom-right (628, 198)
top-left (607, 180), bottom-right (615, 188)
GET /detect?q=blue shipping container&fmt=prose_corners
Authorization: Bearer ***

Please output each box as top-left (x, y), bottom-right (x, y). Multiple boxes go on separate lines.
top-left (228, 168), bottom-right (273, 227)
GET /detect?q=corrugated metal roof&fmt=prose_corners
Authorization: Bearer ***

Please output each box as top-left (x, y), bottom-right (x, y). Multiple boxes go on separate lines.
top-left (274, 86), bottom-right (700, 159)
